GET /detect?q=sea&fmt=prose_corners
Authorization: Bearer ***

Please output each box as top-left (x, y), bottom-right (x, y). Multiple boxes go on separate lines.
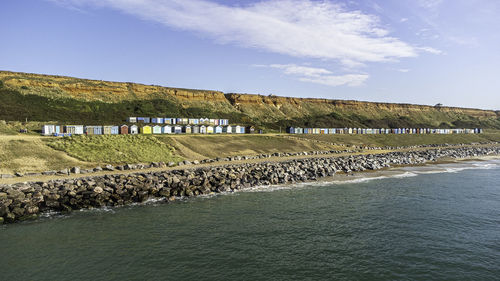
top-left (1, 159), bottom-right (499, 281)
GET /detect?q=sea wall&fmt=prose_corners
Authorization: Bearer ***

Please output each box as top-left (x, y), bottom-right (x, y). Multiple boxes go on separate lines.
top-left (1, 146), bottom-right (500, 224)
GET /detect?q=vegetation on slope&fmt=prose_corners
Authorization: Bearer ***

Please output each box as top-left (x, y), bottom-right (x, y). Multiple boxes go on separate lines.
top-left (158, 135), bottom-right (342, 160)
top-left (47, 135), bottom-right (182, 164)
top-left (1, 70), bottom-right (499, 130)
top-left (0, 136), bottom-right (91, 174)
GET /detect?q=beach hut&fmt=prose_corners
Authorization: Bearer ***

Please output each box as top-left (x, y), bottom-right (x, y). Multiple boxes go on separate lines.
top-left (221, 119), bottom-right (229, 126)
top-left (162, 125), bottom-right (172, 134)
top-left (209, 119), bottom-right (216, 125)
top-left (64, 125), bottom-right (84, 135)
top-left (173, 125), bottom-right (182, 134)
top-left (164, 118), bottom-right (175, 125)
top-left (111, 126), bottom-right (119, 135)
top-left (295, 127), bottom-right (303, 134)
top-left (206, 126), bottom-right (214, 134)
top-left (129, 125), bottom-right (138, 135)
top-left (93, 126), bottom-right (103, 135)
top-left (42, 125), bottom-right (56, 136)
top-left (120, 125), bottom-right (129, 135)
top-left (89, 126), bottom-right (103, 135)
top-left (127, 117), bottom-right (137, 123)
top-left (214, 119), bottom-right (220, 126)
top-left (103, 126), bottom-right (113, 135)
top-left (239, 126), bottom-right (245, 134)
top-left (232, 125), bottom-right (240, 134)
top-left (222, 125), bottom-right (231, 134)
top-left (183, 125), bottom-right (192, 134)
top-left (215, 125), bottom-right (223, 134)
top-left (200, 125), bottom-right (207, 134)
top-left (192, 125), bottom-right (200, 134)
top-left (151, 118), bottom-right (163, 124)
top-left (320, 128), bottom-right (328, 134)
top-left (84, 126), bottom-right (93, 135)
top-left (245, 126), bottom-right (255, 134)
top-left (141, 125), bottom-right (152, 134)
top-left (188, 118), bottom-right (199, 125)
top-left (153, 125), bottom-right (162, 134)
top-left (286, 127), bottom-right (295, 134)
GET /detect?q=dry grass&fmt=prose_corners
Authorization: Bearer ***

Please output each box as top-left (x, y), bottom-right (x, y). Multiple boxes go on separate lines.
top-left (157, 134), bottom-right (341, 159)
top-left (0, 135), bottom-right (91, 174)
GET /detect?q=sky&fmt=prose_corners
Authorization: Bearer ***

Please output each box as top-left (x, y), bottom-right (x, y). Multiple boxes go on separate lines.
top-left (1, 0), bottom-right (499, 109)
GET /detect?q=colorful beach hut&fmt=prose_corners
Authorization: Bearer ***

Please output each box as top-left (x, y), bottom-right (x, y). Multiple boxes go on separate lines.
top-left (141, 125), bottom-right (152, 134)
top-left (120, 125), bottom-right (129, 135)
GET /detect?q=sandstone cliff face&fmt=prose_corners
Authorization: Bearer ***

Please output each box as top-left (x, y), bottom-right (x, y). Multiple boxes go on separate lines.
top-left (0, 71), bottom-right (227, 103)
top-left (0, 70), bottom-right (498, 126)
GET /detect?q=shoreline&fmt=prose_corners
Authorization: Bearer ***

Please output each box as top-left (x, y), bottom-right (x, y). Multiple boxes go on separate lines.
top-left (1, 146), bottom-right (500, 224)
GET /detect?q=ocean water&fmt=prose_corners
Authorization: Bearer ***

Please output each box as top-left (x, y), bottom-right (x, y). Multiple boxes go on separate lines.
top-left (1, 160), bottom-right (500, 281)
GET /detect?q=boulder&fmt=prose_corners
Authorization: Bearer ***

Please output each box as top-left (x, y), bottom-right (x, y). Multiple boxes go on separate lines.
top-left (71, 167), bottom-right (81, 174)
top-left (104, 165), bottom-right (115, 171)
top-left (58, 169), bottom-right (69, 175)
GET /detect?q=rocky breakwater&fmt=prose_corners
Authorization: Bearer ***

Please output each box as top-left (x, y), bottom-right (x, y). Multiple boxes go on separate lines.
top-left (1, 146), bottom-right (499, 224)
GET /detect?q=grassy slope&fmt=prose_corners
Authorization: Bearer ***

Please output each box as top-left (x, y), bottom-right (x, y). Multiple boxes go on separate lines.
top-left (158, 135), bottom-right (342, 160)
top-left (0, 136), bottom-right (92, 174)
top-left (0, 88), bottom-right (246, 126)
top-left (47, 135), bottom-right (182, 164)
top-left (1, 71), bottom-right (499, 130)
top-left (292, 131), bottom-right (500, 147)
top-left (1, 133), bottom-right (500, 174)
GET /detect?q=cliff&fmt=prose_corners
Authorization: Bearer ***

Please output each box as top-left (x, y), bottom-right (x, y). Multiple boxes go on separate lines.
top-left (0, 70), bottom-right (499, 129)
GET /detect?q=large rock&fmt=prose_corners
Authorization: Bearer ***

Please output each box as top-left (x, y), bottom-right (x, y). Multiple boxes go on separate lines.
top-left (71, 167), bottom-right (81, 174)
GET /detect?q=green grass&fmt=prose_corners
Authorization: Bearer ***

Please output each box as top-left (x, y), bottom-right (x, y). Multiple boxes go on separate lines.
top-left (0, 88), bottom-right (248, 125)
top-left (0, 136), bottom-right (91, 174)
top-left (1, 86), bottom-right (499, 131)
top-left (292, 131), bottom-right (500, 147)
top-left (47, 135), bottom-right (182, 164)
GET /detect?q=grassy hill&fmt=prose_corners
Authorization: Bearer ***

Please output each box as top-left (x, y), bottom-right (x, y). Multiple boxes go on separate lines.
top-left (1, 70), bottom-right (499, 130)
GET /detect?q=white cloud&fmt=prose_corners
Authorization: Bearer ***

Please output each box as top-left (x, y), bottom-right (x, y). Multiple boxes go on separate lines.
top-left (396, 68), bottom-right (410, 73)
top-left (299, 74), bottom-right (369, 87)
top-left (400, 18), bottom-right (409, 22)
top-left (52, 0), bottom-right (421, 67)
top-left (416, 46), bottom-right (443, 54)
top-left (260, 64), bottom-right (369, 87)
top-left (268, 64), bottom-right (332, 77)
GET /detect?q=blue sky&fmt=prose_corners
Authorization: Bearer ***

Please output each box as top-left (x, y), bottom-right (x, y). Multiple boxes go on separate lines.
top-left (1, 0), bottom-right (499, 109)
